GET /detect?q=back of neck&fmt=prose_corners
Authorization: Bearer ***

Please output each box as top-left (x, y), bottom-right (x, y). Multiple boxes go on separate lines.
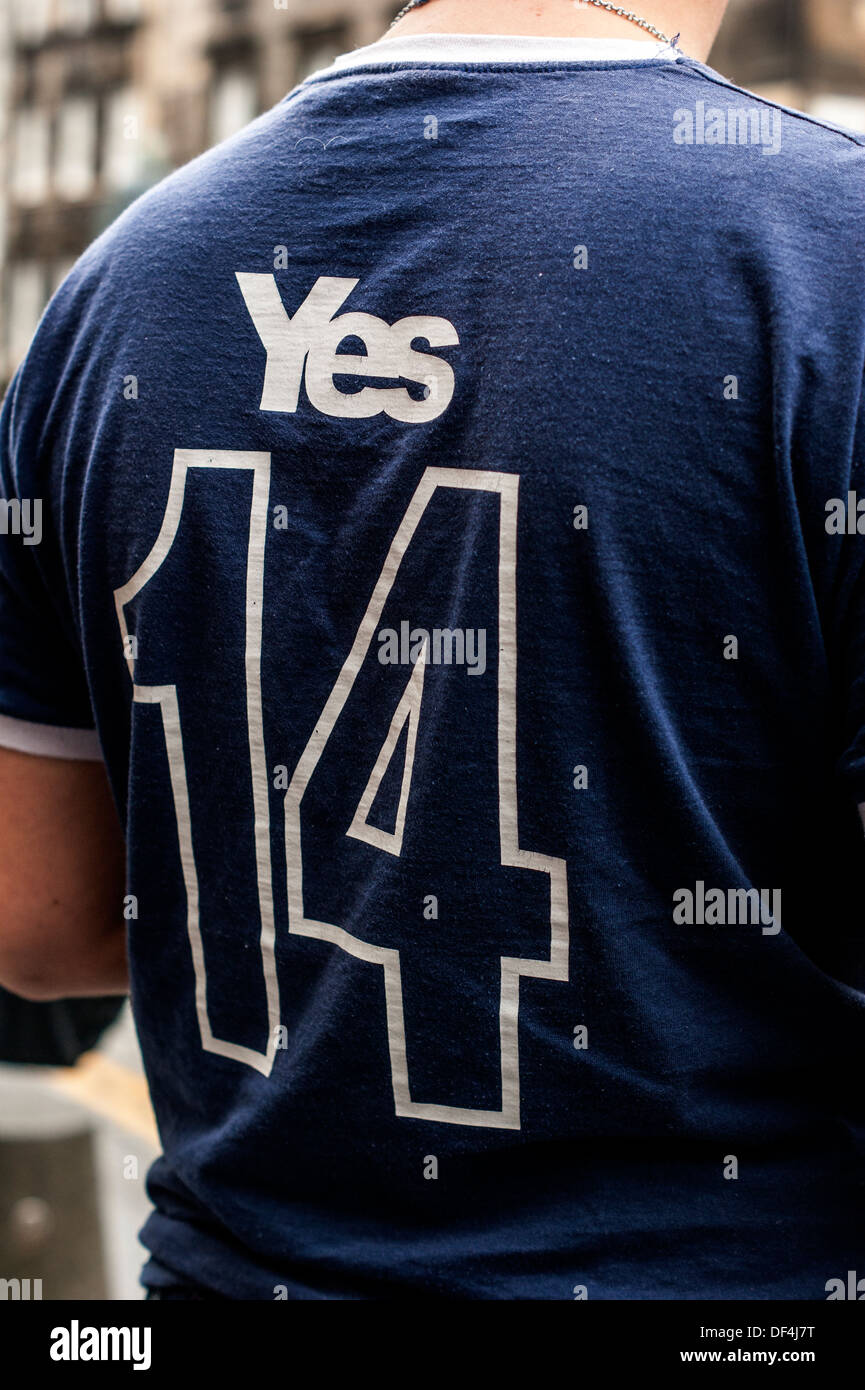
top-left (389, 0), bottom-right (728, 64)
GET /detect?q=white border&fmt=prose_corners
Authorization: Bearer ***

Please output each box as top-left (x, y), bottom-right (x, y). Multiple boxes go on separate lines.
top-left (347, 645), bottom-right (427, 858)
top-left (115, 449), bottom-right (280, 1077)
top-left (325, 33), bottom-right (678, 75)
top-left (284, 466), bottom-right (569, 1129)
top-left (0, 712), bottom-right (102, 761)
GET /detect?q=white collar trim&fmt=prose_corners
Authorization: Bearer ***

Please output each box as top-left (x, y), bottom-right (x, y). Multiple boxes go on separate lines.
top-left (325, 33), bottom-right (679, 73)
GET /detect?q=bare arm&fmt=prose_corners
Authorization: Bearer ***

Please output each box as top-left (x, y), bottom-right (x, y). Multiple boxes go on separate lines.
top-left (0, 747), bottom-right (128, 1001)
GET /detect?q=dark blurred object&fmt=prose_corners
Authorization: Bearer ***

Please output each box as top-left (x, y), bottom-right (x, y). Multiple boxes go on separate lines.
top-left (712, 0), bottom-right (865, 124)
top-left (0, 985), bottom-right (125, 1067)
top-left (711, 0), bottom-right (809, 87)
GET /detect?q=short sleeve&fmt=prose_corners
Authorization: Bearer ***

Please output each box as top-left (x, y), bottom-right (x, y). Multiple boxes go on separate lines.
top-left (0, 364), bottom-right (101, 760)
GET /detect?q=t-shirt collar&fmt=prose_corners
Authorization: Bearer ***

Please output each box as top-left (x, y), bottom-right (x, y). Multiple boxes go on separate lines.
top-left (324, 32), bottom-right (679, 73)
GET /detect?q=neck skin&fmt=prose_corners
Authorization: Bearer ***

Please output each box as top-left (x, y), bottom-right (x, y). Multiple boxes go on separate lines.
top-left (388, 1), bottom-right (730, 64)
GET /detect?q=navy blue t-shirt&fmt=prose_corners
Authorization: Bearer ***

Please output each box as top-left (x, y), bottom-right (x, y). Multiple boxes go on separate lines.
top-left (2, 32), bottom-right (865, 1299)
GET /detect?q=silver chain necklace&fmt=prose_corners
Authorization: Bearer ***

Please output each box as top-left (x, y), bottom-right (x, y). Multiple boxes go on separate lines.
top-left (390, 0), bottom-right (677, 47)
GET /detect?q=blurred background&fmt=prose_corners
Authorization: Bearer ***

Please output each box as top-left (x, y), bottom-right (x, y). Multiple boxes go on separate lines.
top-left (0, 0), bottom-right (863, 1302)
top-left (1, 0), bottom-right (865, 392)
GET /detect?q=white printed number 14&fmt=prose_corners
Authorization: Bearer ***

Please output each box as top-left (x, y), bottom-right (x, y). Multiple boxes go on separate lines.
top-left (115, 450), bottom-right (568, 1130)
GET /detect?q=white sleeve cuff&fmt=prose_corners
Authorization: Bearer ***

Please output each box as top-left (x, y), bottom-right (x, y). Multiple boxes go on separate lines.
top-left (0, 712), bottom-right (103, 761)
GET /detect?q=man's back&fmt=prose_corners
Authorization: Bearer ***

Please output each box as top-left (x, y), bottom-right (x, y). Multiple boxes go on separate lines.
top-left (2, 32), bottom-right (865, 1299)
